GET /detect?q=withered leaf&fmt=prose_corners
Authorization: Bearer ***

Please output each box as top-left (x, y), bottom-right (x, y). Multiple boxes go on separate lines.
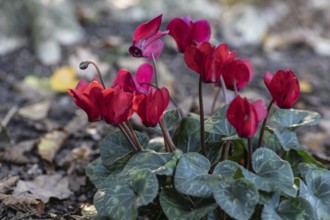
top-left (0, 193), bottom-right (44, 215)
top-left (13, 174), bottom-right (72, 203)
top-left (0, 176), bottom-right (19, 194)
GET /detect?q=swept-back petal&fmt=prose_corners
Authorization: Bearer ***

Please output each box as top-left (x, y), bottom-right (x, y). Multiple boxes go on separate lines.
top-left (192, 19), bottom-right (211, 43)
top-left (133, 14), bottom-right (162, 41)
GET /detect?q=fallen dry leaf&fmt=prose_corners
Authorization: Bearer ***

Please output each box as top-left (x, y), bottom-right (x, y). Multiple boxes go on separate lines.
top-left (299, 79), bottom-right (313, 93)
top-left (13, 174), bottom-right (72, 203)
top-left (18, 101), bottom-right (51, 121)
top-left (0, 193), bottom-right (44, 215)
top-left (38, 130), bottom-right (68, 162)
top-left (0, 140), bottom-right (37, 164)
top-left (49, 66), bottom-right (79, 92)
top-left (0, 176), bottom-right (19, 194)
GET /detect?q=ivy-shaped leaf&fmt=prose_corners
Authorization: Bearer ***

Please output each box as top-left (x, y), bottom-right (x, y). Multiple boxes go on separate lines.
top-left (86, 152), bottom-right (134, 188)
top-left (163, 108), bottom-right (182, 131)
top-left (284, 150), bottom-right (325, 176)
top-left (86, 157), bottom-right (111, 188)
top-left (174, 153), bottom-right (222, 197)
top-left (271, 109), bottom-right (320, 129)
top-left (123, 149), bottom-right (182, 176)
top-left (277, 197), bottom-right (318, 220)
top-left (300, 170), bottom-right (330, 220)
top-left (214, 179), bottom-right (259, 220)
top-left (262, 196), bottom-right (317, 220)
top-left (94, 168), bottom-right (158, 220)
top-left (100, 130), bottom-right (149, 168)
top-left (213, 160), bottom-right (240, 178)
top-left (242, 148), bottom-right (297, 197)
top-left (159, 189), bottom-right (217, 220)
top-left (205, 105), bottom-right (235, 136)
top-left (173, 114), bottom-right (201, 153)
top-left (272, 128), bottom-right (302, 151)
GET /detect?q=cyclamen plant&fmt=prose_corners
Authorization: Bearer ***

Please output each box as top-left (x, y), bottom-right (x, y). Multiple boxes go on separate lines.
top-left (69, 14), bottom-right (330, 220)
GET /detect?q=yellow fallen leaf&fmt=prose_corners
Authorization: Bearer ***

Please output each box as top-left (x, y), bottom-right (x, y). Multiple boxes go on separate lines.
top-left (49, 66), bottom-right (79, 92)
top-left (299, 80), bottom-right (313, 93)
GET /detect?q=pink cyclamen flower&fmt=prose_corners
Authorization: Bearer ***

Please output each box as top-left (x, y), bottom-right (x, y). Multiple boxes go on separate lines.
top-left (128, 14), bottom-right (169, 60)
top-left (184, 42), bottom-right (236, 83)
top-left (132, 87), bottom-right (170, 127)
top-left (167, 16), bottom-right (211, 53)
top-left (113, 63), bottom-right (154, 94)
top-left (102, 86), bottom-right (134, 126)
top-left (264, 69), bottom-right (300, 109)
top-left (227, 96), bottom-right (267, 138)
top-left (220, 59), bottom-right (253, 91)
top-left (68, 78), bottom-right (103, 122)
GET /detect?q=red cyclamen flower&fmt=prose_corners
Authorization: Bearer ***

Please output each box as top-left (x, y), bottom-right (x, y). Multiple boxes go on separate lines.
top-left (102, 86), bottom-right (134, 125)
top-left (227, 96), bottom-right (267, 138)
top-left (167, 16), bottom-right (211, 53)
top-left (220, 59), bottom-right (253, 91)
top-left (132, 87), bottom-right (170, 127)
top-left (113, 63), bottom-right (154, 94)
top-left (128, 14), bottom-right (169, 60)
top-left (184, 42), bottom-right (236, 83)
top-left (68, 78), bottom-right (103, 122)
top-left (264, 69), bottom-right (300, 109)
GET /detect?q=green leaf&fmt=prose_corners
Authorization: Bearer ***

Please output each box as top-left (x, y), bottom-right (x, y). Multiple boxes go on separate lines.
top-left (214, 179), bottom-right (259, 220)
top-left (260, 132), bottom-right (281, 152)
top-left (271, 109), bottom-right (320, 129)
top-left (285, 150), bottom-right (325, 176)
top-left (277, 197), bottom-right (318, 220)
top-left (159, 189), bottom-right (217, 220)
top-left (213, 160), bottom-right (240, 178)
top-left (272, 128), bottom-right (302, 151)
top-left (123, 149), bottom-right (182, 176)
top-left (163, 108), bottom-right (182, 131)
top-left (242, 148), bottom-right (297, 197)
top-left (100, 130), bottom-right (149, 168)
top-left (261, 193), bottom-right (282, 220)
top-left (94, 168), bottom-right (158, 219)
top-left (173, 114), bottom-right (201, 153)
top-left (205, 105), bottom-right (235, 136)
top-left (262, 197), bottom-right (317, 220)
top-left (300, 170), bottom-right (330, 220)
top-left (147, 137), bottom-right (164, 152)
top-left (85, 157), bottom-right (111, 188)
top-left (174, 153), bottom-right (222, 197)
top-left (86, 152), bottom-right (134, 189)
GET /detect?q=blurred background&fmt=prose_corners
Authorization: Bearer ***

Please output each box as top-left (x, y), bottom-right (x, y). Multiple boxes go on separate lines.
top-left (0, 0), bottom-right (330, 217)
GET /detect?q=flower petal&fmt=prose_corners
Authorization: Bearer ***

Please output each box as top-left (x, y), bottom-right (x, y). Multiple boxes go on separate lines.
top-left (133, 14), bottom-right (162, 41)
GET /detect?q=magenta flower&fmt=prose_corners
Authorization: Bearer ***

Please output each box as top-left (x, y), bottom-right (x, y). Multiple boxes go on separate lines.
top-left (264, 69), bottom-right (300, 109)
top-left (128, 14), bottom-right (169, 59)
top-left (220, 59), bottom-right (253, 91)
top-left (68, 78), bottom-right (103, 122)
top-left (132, 87), bottom-right (170, 127)
top-left (167, 16), bottom-right (211, 53)
top-left (184, 42), bottom-right (236, 83)
top-left (113, 63), bottom-right (154, 94)
top-left (227, 96), bottom-right (267, 138)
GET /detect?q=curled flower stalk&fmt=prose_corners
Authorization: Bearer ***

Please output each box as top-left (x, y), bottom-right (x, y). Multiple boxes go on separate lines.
top-left (199, 77), bottom-right (207, 157)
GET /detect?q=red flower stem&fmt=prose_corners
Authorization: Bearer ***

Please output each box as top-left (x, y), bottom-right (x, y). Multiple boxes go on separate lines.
top-left (247, 138), bottom-right (252, 171)
top-left (211, 87), bottom-right (221, 114)
top-left (118, 124), bottom-right (137, 152)
top-left (79, 60), bottom-right (106, 89)
top-left (211, 75), bottom-right (229, 114)
top-left (220, 75), bottom-right (228, 104)
top-left (199, 77), bottom-right (207, 157)
top-left (257, 99), bottom-right (275, 148)
top-left (159, 119), bottom-right (176, 152)
top-left (125, 121), bottom-right (143, 151)
top-left (233, 79), bottom-right (238, 96)
top-left (151, 53), bottom-right (159, 88)
top-left (222, 141), bottom-right (231, 161)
